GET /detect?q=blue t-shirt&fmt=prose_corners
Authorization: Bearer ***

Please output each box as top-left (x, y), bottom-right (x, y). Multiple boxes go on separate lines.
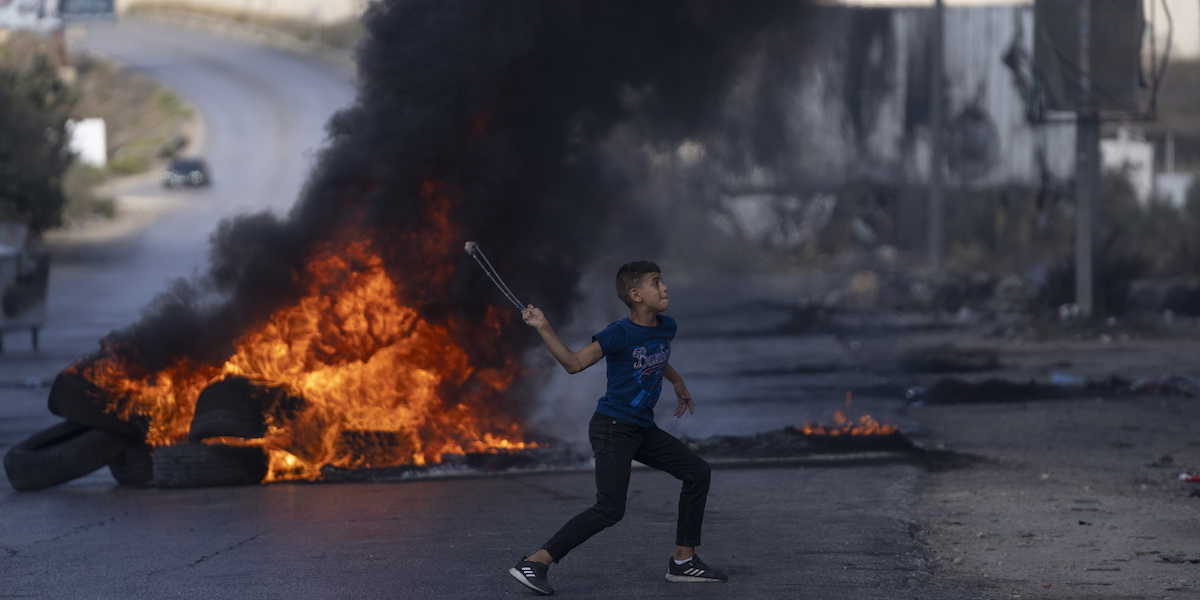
top-left (592, 315), bottom-right (676, 427)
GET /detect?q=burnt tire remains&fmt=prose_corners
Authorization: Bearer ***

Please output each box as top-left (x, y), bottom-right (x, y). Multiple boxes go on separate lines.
top-left (108, 443), bottom-right (154, 485)
top-left (47, 371), bottom-right (147, 441)
top-left (152, 443), bottom-right (269, 488)
top-left (4, 420), bottom-right (134, 491)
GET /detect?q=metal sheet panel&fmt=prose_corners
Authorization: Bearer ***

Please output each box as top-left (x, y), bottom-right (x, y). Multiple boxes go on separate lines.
top-left (1033, 0), bottom-right (1143, 112)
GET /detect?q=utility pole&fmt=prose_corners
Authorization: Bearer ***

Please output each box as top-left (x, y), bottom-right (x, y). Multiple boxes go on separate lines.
top-left (1074, 0), bottom-right (1099, 316)
top-left (928, 0), bottom-right (945, 274)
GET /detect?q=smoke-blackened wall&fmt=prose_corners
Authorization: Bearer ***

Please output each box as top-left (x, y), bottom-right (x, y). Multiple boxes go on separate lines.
top-left (93, 0), bottom-right (815, 382)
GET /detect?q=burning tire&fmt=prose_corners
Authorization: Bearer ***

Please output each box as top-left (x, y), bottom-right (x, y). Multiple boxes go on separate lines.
top-left (108, 443), bottom-right (154, 485)
top-left (4, 420), bottom-right (134, 491)
top-left (151, 443), bottom-right (269, 488)
top-left (335, 429), bottom-right (419, 469)
top-left (188, 377), bottom-right (303, 444)
top-left (188, 377), bottom-right (271, 443)
top-left (47, 371), bottom-right (147, 441)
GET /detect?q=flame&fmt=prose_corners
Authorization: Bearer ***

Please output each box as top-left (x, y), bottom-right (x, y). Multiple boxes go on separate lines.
top-left (795, 391), bottom-right (898, 437)
top-left (77, 184), bottom-right (536, 482)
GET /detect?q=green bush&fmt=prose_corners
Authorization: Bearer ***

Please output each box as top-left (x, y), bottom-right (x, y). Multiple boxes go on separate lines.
top-left (0, 53), bottom-right (77, 234)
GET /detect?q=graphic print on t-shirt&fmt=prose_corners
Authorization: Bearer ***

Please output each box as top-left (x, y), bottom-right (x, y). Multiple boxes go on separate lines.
top-left (630, 341), bottom-right (670, 407)
top-left (593, 315), bottom-right (677, 426)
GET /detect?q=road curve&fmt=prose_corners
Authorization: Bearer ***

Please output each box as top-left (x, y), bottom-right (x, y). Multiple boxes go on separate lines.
top-left (16, 19), bottom-right (355, 372)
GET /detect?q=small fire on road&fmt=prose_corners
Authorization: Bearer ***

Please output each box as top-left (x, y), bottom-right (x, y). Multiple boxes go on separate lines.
top-left (794, 392), bottom-right (898, 437)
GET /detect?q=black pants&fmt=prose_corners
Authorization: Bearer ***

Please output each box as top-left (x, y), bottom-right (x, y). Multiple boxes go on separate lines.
top-left (542, 412), bottom-right (712, 562)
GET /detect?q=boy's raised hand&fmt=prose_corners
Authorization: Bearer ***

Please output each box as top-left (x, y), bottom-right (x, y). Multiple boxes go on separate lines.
top-left (672, 379), bottom-right (694, 418)
top-left (522, 305), bottom-right (546, 328)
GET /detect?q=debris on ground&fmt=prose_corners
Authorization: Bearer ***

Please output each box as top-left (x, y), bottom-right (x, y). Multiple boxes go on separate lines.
top-left (897, 344), bottom-right (1000, 374)
top-left (684, 427), bottom-right (915, 459)
top-left (1161, 555), bottom-right (1200, 564)
top-left (1130, 374), bottom-right (1200, 398)
top-left (1179, 473), bottom-right (1200, 496)
top-left (909, 377), bottom-right (1067, 405)
top-left (906, 371), bottom-right (1200, 406)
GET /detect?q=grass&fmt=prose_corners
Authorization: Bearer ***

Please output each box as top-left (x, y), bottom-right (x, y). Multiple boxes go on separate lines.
top-left (61, 165), bottom-right (117, 223)
top-left (125, 3), bottom-right (366, 53)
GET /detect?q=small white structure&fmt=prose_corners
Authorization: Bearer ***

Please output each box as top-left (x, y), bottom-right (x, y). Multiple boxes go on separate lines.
top-left (1100, 127), bottom-right (1154, 204)
top-left (67, 118), bottom-right (107, 168)
top-left (1154, 132), bottom-right (1195, 207)
top-left (1156, 173), bottom-right (1194, 207)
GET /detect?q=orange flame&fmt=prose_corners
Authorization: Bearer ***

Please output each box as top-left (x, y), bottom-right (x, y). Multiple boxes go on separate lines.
top-left (795, 391), bottom-right (898, 437)
top-left (78, 184), bottom-right (536, 482)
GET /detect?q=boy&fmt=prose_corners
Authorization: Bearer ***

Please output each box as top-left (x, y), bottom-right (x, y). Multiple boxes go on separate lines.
top-left (508, 261), bottom-right (726, 596)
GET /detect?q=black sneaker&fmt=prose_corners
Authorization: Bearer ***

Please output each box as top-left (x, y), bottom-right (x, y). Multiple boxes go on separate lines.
top-left (509, 557), bottom-right (554, 595)
top-left (665, 554), bottom-right (728, 583)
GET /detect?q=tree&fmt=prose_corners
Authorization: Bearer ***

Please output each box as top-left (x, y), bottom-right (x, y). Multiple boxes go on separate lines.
top-left (0, 53), bottom-right (77, 235)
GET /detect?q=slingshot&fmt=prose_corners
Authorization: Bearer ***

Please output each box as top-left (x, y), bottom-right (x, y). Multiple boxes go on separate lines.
top-left (464, 241), bottom-right (525, 311)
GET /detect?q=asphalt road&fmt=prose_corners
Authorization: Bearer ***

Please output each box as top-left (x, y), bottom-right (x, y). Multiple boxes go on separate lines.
top-left (0, 19), bottom-right (953, 600)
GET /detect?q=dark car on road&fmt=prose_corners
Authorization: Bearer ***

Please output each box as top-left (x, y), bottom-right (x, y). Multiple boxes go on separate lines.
top-left (161, 157), bottom-right (211, 188)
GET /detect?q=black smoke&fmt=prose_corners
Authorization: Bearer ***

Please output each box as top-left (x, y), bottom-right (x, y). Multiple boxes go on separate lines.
top-left (90, 0), bottom-right (816, 395)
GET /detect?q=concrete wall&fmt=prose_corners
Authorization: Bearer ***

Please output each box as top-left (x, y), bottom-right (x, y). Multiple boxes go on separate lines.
top-left (114, 0), bottom-right (368, 24)
top-left (783, 5), bottom-right (1076, 190)
top-left (847, 0), bottom-right (1199, 60)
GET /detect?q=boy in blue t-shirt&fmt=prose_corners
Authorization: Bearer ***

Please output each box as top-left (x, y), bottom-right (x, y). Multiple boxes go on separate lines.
top-left (508, 261), bottom-right (726, 596)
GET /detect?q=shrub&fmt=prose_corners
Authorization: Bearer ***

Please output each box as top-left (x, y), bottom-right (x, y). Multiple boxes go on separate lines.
top-left (0, 53), bottom-right (77, 234)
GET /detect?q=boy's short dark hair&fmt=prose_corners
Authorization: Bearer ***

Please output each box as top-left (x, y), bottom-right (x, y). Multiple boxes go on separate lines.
top-left (615, 261), bottom-right (661, 307)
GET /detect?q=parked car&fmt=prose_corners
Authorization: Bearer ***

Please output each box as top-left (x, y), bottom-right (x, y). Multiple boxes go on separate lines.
top-left (161, 157), bottom-right (211, 188)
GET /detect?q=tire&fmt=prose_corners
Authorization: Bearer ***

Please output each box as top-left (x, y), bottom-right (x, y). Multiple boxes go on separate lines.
top-left (337, 429), bottom-right (418, 469)
top-left (4, 420), bottom-right (134, 491)
top-left (47, 371), bottom-right (148, 441)
top-left (152, 443), bottom-right (269, 488)
top-left (188, 377), bottom-right (271, 443)
top-left (108, 443), bottom-right (154, 485)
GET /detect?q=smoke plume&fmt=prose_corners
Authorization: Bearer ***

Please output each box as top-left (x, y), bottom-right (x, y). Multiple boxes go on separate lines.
top-left (89, 0), bottom-right (816, 409)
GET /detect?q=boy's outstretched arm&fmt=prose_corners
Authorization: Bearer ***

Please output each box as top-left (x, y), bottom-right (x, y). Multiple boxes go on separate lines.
top-left (522, 305), bottom-right (603, 374)
top-left (664, 364), bottom-right (693, 418)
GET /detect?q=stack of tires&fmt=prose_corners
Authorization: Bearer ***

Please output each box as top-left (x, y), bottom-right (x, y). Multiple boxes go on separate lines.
top-left (156, 375), bottom-right (277, 488)
top-left (3, 373), bottom-right (279, 490)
